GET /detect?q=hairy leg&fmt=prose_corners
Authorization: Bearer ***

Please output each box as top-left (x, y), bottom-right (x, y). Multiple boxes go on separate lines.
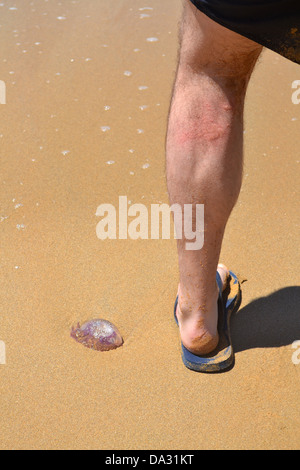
top-left (167, 1), bottom-right (262, 354)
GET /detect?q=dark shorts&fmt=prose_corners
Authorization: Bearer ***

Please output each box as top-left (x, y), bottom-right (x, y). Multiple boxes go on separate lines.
top-left (190, 0), bottom-right (300, 64)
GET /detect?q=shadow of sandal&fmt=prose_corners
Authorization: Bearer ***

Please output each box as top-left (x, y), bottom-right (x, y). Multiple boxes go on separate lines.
top-left (231, 286), bottom-right (300, 353)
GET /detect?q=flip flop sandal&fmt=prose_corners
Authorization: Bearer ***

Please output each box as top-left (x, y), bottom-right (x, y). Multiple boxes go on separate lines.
top-left (174, 270), bottom-right (241, 372)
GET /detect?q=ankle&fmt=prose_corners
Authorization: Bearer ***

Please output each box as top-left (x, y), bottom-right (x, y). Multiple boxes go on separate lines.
top-left (178, 282), bottom-right (219, 318)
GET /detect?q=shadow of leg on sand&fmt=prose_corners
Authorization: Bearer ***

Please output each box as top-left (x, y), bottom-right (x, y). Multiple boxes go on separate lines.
top-left (231, 286), bottom-right (300, 353)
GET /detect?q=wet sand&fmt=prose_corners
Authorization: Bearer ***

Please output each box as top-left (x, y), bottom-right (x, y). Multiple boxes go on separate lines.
top-left (0, 0), bottom-right (300, 450)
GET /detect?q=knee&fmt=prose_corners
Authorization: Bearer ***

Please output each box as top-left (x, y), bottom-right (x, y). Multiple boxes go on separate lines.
top-left (179, 3), bottom-right (262, 90)
top-left (177, 49), bottom-right (259, 107)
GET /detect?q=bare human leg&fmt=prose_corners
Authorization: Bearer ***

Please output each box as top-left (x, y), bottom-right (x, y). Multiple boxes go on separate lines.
top-left (166, 1), bottom-right (262, 355)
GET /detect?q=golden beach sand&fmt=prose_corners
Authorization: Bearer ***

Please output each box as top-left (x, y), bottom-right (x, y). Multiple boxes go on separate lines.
top-left (0, 0), bottom-right (299, 450)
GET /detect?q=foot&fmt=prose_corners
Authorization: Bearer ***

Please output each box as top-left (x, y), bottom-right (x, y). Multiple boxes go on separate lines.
top-left (176, 264), bottom-right (229, 355)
